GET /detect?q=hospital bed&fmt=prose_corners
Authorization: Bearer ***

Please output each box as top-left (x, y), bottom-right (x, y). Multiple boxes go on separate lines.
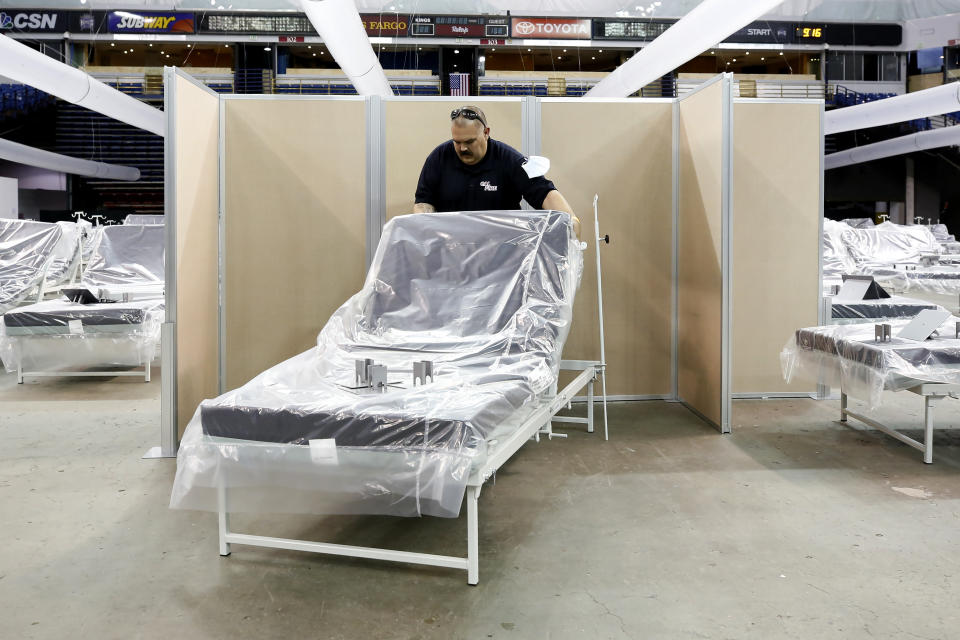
top-left (782, 316), bottom-right (960, 463)
top-left (38, 221), bottom-right (83, 295)
top-left (0, 219), bottom-right (62, 314)
top-left (170, 210), bottom-right (608, 584)
top-left (0, 224), bottom-right (164, 382)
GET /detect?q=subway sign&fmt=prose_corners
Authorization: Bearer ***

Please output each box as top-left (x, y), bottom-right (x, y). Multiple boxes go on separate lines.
top-left (108, 11), bottom-right (195, 34)
top-left (0, 11), bottom-right (64, 32)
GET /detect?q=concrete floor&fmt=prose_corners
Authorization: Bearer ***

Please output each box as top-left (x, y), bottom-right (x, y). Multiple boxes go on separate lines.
top-left (1, 369), bottom-right (959, 640)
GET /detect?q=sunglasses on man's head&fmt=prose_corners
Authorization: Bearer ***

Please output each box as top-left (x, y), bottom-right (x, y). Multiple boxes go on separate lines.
top-left (451, 108), bottom-right (487, 127)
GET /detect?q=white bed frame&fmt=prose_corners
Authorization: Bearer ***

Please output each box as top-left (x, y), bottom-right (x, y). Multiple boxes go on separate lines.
top-left (217, 360), bottom-right (604, 585)
top-left (214, 202), bottom-right (611, 585)
top-left (840, 382), bottom-right (960, 464)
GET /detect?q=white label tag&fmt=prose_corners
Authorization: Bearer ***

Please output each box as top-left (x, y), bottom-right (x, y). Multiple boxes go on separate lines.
top-left (308, 439), bottom-right (338, 465)
top-left (67, 319), bottom-right (83, 335)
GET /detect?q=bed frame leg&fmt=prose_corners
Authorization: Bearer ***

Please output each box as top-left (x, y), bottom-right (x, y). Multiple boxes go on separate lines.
top-left (587, 379), bottom-right (595, 433)
top-left (144, 362), bottom-right (151, 383)
top-left (466, 485), bottom-right (479, 585)
top-left (840, 392), bottom-right (847, 423)
top-left (218, 484), bottom-right (231, 556)
top-left (17, 364), bottom-right (23, 384)
top-left (923, 396), bottom-right (936, 464)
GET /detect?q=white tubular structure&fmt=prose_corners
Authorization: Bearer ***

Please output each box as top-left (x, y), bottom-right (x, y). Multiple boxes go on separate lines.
top-left (825, 82), bottom-right (960, 135)
top-left (593, 194), bottom-right (609, 440)
top-left (299, 0), bottom-right (393, 97)
top-left (0, 34), bottom-right (164, 137)
top-left (824, 124), bottom-right (960, 170)
top-left (0, 137), bottom-right (140, 181)
top-left (586, 0), bottom-right (786, 98)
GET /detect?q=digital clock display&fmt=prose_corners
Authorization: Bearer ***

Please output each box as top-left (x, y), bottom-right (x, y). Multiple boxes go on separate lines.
top-left (796, 25), bottom-right (825, 40)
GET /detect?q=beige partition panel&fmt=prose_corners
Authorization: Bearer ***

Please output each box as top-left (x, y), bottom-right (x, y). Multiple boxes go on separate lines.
top-left (384, 99), bottom-right (522, 219)
top-left (678, 79), bottom-right (728, 430)
top-left (541, 100), bottom-right (673, 397)
top-left (169, 71), bottom-right (220, 438)
top-left (222, 98), bottom-right (367, 390)
top-left (733, 101), bottom-right (822, 394)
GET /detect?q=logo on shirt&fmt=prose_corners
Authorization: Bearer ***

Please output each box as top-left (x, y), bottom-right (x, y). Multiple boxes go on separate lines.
top-left (480, 181), bottom-right (498, 192)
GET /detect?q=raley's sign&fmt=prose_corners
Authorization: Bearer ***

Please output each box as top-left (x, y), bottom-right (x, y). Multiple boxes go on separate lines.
top-left (361, 14), bottom-right (409, 36)
top-left (108, 11), bottom-right (195, 33)
top-left (511, 17), bottom-right (591, 39)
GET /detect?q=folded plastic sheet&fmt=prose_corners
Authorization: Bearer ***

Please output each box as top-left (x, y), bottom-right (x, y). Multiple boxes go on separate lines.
top-left (171, 210), bottom-right (582, 518)
top-left (0, 219), bottom-right (61, 313)
top-left (781, 316), bottom-right (960, 407)
top-left (871, 265), bottom-right (960, 297)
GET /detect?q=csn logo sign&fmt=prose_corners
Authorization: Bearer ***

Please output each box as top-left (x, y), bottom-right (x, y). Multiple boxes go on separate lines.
top-left (0, 12), bottom-right (60, 31)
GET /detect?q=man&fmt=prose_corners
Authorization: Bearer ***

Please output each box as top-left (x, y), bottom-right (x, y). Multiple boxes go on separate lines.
top-left (414, 105), bottom-right (579, 234)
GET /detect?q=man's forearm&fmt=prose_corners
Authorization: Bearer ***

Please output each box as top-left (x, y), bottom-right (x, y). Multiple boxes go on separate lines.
top-left (413, 202), bottom-right (436, 213)
top-left (542, 190), bottom-right (580, 236)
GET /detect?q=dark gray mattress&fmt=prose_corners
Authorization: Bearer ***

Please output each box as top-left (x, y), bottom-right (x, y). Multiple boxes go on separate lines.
top-left (3, 305), bottom-right (146, 328)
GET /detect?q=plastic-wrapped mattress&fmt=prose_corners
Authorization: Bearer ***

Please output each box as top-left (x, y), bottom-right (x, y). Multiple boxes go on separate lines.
top-left (781, 316), bottom-right (960, 407)
top-left (0, 219), bottom-right (61, 313)
top-left (831, 295), bottom-right (946, 323)
top-left (171, 210), bottom-right (582, 518)
top-left (0, 224), bottom-right (165, 373)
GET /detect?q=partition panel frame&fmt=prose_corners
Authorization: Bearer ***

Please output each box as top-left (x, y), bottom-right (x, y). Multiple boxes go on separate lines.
top-left (154, 67), bottom-right (219, 458)
top-left (218, 94), bottom-right (367, 393)
top-left (729, 97), bottom-right (824, 399)
top-left (676, 73), bottom-right (733, 433)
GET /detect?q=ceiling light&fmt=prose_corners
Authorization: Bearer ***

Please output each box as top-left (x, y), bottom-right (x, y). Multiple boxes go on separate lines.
top-left (110, 43), bottom-right (114, 47)
top-left (599, 49), bottom-right (603, 52)
top-left (563, 49), bottom-right (567, 52)
top-left (307, 45), bottom-right (311, 48)
top-left (710, 50), bottom-right (714, 54)
top-left (760, 57), bottom-right (764, 61)
top-left (732, 58), bottom-right (736, 62)
top-left (148, 43), bottom-right (152, 47)
top-left (264, 47), bottom-right (271, 51)
top-left (557, 56), bottom-right (562, 59)
top-left (745, 51), bottom-right (749, 55)
top-left (312, 53), bottom-right (316, 56)
top-left (527, 48), bottom-right (531, 51)
top-left (454, 49), bottom-right (459, 54)
top-left (591, 56), bottom-right (595, 60)
top-left (779, 52), bottom-right (783, 55)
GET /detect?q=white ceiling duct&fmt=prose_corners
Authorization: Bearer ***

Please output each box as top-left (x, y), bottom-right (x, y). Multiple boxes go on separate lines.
top-left (825, 82), bottom-right (960, 135)
top-left (586, 0), bottom-right (787, 98)
top-left (0, 34), bottom-right (164, 137)
top-left (824, 124), bottom-right (960, 170)
top-left (0, 137), bottom-right (141, 181)
top-left (299, 0), bottom-right (393, 97)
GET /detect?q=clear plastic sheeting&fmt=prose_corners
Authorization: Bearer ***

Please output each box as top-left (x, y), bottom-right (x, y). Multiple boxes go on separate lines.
top-left (0, 222), bottom-right (165, 374)
top-left (0, 219), bottom-right (61, 313)
top-left (782, 316), bottom-right (960, 408)
top-left (80, 223), bottom-right (104, 268)
top-left (823, 219), bottom-right (858, 280)
top-left (83, 224), bottom-right (164, 295)
top-left (840, 217), bottom-right (875, 229)
top-left (171, 210), bottom-right (582, 518)
top-left (123, 214), bottom-right (164, 225)
top-left (928, 223), bottom-right (956, 243)
top-left (841, 223), bottom-right (941, 269)
top-left (44, 221), bottom-right (83, 288)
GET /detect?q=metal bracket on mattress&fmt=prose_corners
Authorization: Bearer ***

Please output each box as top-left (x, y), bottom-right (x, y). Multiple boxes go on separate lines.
top-left (874, 323), bottom-right (892, 343)
top-left (412, 360), bottom-right (434, 386)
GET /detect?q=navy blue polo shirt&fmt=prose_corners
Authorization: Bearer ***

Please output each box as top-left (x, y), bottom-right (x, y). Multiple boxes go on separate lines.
top-left (415, 138), bottom-right (556, 212)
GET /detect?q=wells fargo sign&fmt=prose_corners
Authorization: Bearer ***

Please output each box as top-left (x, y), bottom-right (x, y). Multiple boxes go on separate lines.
top-left (360, 14), bottom-right (409, 36)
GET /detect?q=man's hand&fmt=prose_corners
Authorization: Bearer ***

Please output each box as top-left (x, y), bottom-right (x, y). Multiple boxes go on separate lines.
top-left (542, 190), bottom-right (580, 237)
top-left (413, 203), bottom-right (437, 213)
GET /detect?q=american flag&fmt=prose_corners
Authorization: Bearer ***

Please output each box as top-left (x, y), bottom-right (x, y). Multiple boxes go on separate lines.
top-left (449, 72), bottom-right (470, 96)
